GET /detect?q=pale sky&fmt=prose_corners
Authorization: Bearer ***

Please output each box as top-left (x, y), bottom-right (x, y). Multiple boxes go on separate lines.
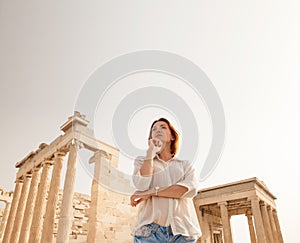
top-left (1, 1), bottom-right (299, 242)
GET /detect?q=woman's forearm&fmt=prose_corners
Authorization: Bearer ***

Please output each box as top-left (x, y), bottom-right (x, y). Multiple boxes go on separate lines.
top-left (131, 185), bottom-right (189, 207)
top-left (139, 152), bottom-right (154, 176)
top-left (156, 185), bottom-right (188, 198)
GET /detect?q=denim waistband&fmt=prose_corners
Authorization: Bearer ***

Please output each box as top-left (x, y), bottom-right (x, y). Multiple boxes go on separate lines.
top-left (134, 223), bottom-right (196, 242)
top-left (148, 223), bottom-right (172, 233)
top-left (134, 222), bottom-right (172, 238)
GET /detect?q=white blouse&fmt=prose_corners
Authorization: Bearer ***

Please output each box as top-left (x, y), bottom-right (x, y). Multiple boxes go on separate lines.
top-left (132, 155), bottom-right (202, 239)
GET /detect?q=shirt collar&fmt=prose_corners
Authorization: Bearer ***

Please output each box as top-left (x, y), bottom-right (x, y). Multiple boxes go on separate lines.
top-left (154, 154), bottom-right (176, 162)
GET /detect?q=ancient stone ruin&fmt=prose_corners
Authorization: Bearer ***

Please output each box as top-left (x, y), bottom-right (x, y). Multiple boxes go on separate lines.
top-left (194, 177), bottom-right (284, 243)
top-left (0, 112), bottom-right (284, 243)
top-left (0, 112), bottom-right (136, 243)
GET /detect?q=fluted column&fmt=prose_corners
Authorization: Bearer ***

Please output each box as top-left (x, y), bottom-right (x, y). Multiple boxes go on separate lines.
top-left (57, 140), bottom-right (79, 243)
top-left (29, 160), bottom-right (52, 243)
top-left (10, 173), bottom-right (32, 243)
top-left (218, 201), bottom-right (233, 243)
top-left (87, 150), bottom-right (111, 242)
top-left (273, 210), bottom-right (284, 243)
top-left (260, 201), bottom-right (274, 243)
top-left (41, 151), bottom-right (66, 243)
top-left (2, 178), bottom-right (23, 243)
top-left (267, 206), bottom-right (279, 243)
top-left (19, 167), bottom-right (41, 243)
top-left (246, 211), bottom-right (257, 243)
top-left (250, 197), bottom-right (267, 243)
top-left (0, 201), bottom-right (11, 241)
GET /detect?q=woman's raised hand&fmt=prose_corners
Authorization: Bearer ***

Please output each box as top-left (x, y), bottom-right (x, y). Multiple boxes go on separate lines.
top-left (147, 138), bottom-right (162, 159)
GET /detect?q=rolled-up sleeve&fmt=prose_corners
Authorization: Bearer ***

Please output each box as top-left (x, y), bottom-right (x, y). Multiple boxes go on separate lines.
top-left (176, 161), bottom-right (199, 198)
top-left (132, 156), bottom-right (152, 191)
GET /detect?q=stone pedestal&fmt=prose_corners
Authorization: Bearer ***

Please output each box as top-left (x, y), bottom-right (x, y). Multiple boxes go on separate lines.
top-left (57, 141), bottom-right (79, 243)
top-left (2, 178), bottom-right (23, 243)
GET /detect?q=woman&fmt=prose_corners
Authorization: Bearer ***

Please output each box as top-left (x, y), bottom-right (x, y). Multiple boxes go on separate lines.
top-left (131, 118), bottom-right (201, 243)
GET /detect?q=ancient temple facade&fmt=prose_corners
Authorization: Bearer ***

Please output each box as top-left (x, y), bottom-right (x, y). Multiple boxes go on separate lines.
top-left (194, 178), bottom-right (284, 243)
top-left (0, 112), bottom-right (284, 243)
top-left (0, 112), bottom-right (137, 243)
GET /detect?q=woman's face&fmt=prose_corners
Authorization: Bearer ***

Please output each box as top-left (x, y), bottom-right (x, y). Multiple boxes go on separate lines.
top-left (151, 121), bottom-right (173, 143)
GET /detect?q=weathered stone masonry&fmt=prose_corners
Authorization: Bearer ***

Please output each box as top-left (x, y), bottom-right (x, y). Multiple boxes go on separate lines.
top-left (0, 112), bottom-right (137, 243)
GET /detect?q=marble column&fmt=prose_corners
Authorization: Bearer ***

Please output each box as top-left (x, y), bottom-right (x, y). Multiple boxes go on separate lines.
top-left (29, 160), bottom-right (52, 243)
top-left (246, 211), bottom-right (257, 243)
top-left (218, 201), bottom-right (233, 243)
top-left (267, 206), bottom-right (279, 243)
top-left (2, 178), bottom-right (23, 243)
top-left (0, 201), bottom-right (11, 241)
top-left (87, 150), bottom-right (111, 242)
top-left (19, 167), bottom-right (41, 243)
top-left (57, 140), bottom-right (79, 243)
top-left (273, 210), bottom-right (284, 243)
top-left (10, 173), bottom-right (32, 243)
top-left (41, 151), bottom-right (66, 243)
top-left (260, 201), bottom-right (274, 243)
top-left (250, 197), bottom-right (267, 243)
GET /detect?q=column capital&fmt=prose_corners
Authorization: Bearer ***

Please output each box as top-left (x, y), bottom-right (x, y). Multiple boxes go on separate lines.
top-left (245, 210), bottom-right (252, 217)
top-left (54, 150), bottom-right (67, 158)
top-left (43, 159), bottom-right (54, 166)
top-left (15, 177), bottom-right (24, 183)
top-left (32, 166), bottom-right (41, 172)
top-left (259, 200), bottom-right (266, 206)
top-left (89, 150), bottom-right (112, 164)
top-left (218, 201), bottom-right (228, 206)
top-left (248, 195), bottom-right (260, 201)
top-left (68, 138), bottom-right (83, 149)
top-left (24, 173), bottom-right (33, 178)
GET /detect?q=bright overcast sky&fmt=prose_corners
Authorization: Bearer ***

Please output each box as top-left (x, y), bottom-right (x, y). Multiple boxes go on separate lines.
top-left (0, 1), bottom-right (299, 242)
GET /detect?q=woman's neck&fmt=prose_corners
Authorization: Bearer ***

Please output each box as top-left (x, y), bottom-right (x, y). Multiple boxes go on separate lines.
top-left (158, 147), bottom-right (173, 162)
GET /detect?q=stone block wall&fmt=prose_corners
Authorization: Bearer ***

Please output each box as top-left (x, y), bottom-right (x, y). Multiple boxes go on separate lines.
top-left (51, 188), bottom-right (137, 242)
top-left (0, 186), bottom-right (137, 242)
top-left (53, 191), bottom-right (91, 239)
top-left (88, 186), bottom-right (137, 243)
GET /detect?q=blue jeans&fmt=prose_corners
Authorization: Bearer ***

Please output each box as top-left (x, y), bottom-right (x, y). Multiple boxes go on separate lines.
top-left (134, 223), bottom-right (196, 243)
